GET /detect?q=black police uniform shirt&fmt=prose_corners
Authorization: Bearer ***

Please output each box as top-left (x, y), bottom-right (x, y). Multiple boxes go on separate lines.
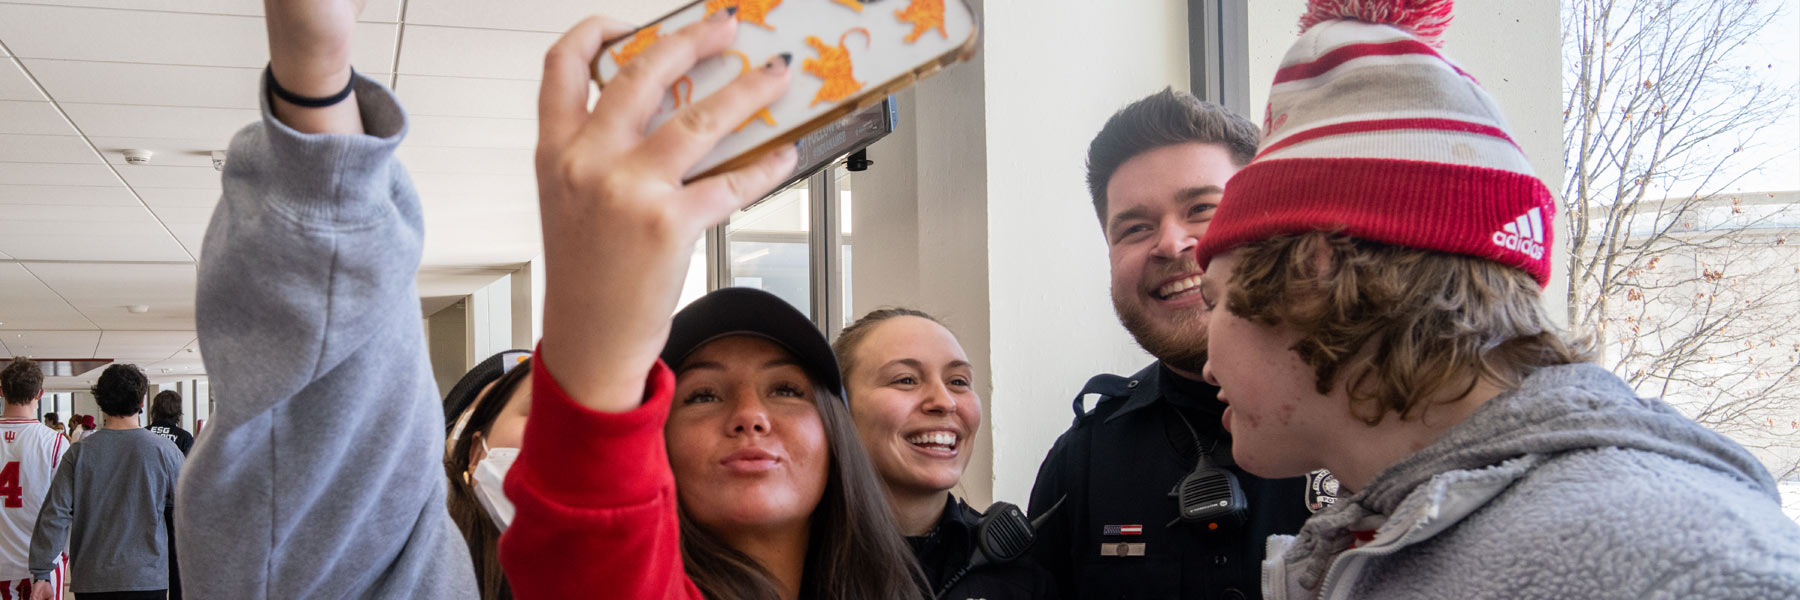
top-left (909, 494), bottom-right (1058, 600)
top-left (1027, 362), bottom-right (1329, 599)
top-left (148, 419), bottom-right (194, 456)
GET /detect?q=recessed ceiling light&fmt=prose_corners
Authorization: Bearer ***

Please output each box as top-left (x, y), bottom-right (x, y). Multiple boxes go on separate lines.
top-left (127, 305), bottom-right (150, 314)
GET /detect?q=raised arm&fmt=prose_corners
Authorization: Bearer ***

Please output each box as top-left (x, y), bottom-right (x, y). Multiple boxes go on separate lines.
top-left (177, 1), bottom-right (476, 597)
top-left (499, 11), bottom-right (796, 599)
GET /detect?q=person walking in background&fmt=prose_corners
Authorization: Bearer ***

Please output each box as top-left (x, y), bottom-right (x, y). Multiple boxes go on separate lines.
top-left (146, 392), bottom-right (193, 456)
top-left (1, 359), bottom-right (69, 600)
top-left (146, 390), bottom-right (192, 600)
top-left (38, 415), bottom-right (61, 436)
top-left (63, 415), bottom-right (84, 444)
top-left (29, 364), bottom-right (184, 600)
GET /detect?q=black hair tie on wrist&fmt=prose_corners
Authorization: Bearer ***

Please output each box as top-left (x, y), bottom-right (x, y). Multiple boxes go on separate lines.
top-left (265, 65), bottom-right (357, 108)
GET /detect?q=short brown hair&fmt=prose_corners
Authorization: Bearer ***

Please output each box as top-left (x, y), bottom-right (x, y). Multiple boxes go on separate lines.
top-left (2, 358), bottom-right (44, 406)
top-left (1085, 88), bottom-right (1260, 225)
top-left (1224, 232), bottom-right (1595, 424)
top-left (151, 390), bottom-right (183, 423)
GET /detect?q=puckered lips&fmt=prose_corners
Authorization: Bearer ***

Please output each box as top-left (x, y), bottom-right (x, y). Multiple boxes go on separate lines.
top-left (902, 426), bottom-right (964, 459)
top-left (720, 446), bottom-right (783, 475)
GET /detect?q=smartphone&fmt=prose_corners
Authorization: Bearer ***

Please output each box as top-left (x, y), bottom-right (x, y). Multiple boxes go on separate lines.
top-left (593, 0), bottom-right (979, 181)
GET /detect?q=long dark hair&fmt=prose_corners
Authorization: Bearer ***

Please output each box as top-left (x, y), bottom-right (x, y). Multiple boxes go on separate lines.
top-left (678, 383), bottom-right (926, 600)
top-left (444, 360), bottom-right (533, 600)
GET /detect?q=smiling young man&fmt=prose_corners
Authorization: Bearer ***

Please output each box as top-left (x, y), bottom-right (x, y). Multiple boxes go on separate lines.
top-left (1026, 89), bottom-right (1319, 600)
top-left (1189, 2), bottom-right (1800, 598)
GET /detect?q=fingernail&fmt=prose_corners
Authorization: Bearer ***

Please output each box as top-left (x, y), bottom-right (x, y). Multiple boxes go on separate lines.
top-left (765, 53), bottom-right (793, 72)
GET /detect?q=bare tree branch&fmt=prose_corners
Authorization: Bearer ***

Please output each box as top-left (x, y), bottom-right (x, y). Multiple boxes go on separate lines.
top-left (1562, 0), bottom-right (1800, 483)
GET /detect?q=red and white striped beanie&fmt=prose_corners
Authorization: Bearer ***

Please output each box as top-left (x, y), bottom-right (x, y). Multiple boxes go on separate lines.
top-left (1195, 0), bottom-right (1556, 287)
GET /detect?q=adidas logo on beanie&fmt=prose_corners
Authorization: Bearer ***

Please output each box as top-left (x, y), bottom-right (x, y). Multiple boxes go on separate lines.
top-left (1194, 0), bottom-right (1557, 287)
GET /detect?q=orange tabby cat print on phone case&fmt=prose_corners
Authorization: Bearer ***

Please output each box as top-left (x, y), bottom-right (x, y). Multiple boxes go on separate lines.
top-left (608, 25), bottom-right (660, 66)
top-left (705, 0), bottom-right (783, 30)
top-left (896, 0), bottom-right (947, 42)
top-left (724, 51), bottom-right (779, 131)
top-left (803, 28), bottom-right (869, 106)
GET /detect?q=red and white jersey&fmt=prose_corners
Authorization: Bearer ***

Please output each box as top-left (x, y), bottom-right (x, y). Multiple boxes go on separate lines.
top-left (0, 419), bottom-right (66, 581)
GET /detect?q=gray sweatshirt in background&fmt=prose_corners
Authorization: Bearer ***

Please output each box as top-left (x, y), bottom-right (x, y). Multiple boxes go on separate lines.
top-left (177, 73), bottom-right (476, 598)
top-left (30, 427), bottom-right (183, 593)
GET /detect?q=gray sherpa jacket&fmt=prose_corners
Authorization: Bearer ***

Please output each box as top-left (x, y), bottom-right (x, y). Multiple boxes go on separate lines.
top-left (179, 73), bottom-right (476, 598)
top-left (1264, 363), bottom-right (1800, 600)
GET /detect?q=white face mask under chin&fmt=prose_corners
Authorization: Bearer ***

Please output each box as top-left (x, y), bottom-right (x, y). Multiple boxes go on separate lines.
top-left (471, 439), bottom-right (519, 531)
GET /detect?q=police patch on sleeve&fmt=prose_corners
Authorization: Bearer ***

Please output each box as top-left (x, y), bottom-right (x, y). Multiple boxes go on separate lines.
top-left (1305, 469), bottom-right (1339, 513)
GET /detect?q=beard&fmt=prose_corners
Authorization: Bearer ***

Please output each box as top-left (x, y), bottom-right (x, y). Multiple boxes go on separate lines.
top-left (1113, 263), bottom-right (1210, 375)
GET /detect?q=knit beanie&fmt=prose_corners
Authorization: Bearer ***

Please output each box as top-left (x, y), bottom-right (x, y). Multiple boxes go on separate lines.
top-left (1194, 0), bottom-right (1556, 287)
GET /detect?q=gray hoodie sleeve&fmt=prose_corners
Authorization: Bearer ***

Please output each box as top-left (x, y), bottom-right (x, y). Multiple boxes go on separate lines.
top-left (27, 446), bottom-right (76, 581)
top-left (176, 72), bottom-right (475, 599)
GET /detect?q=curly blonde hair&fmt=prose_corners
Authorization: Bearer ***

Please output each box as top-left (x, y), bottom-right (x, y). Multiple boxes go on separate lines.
top-left (1224, 232), bottom-right (1595, 424)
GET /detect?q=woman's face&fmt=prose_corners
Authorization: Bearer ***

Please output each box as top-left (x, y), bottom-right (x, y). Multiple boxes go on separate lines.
top-left (846, 317), bottom-right (981, 498)
top-left (667, 336), bottom-right (830, 536)
top-left (465, 372), bottom-right (533, 472)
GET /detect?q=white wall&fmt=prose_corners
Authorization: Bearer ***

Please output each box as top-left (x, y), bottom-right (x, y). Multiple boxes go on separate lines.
top-left (980, 0), bottom-right (1191, 505)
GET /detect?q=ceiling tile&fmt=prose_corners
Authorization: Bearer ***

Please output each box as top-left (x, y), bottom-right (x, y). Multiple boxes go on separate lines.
top-left (395, 145), bottom-right (534, 175)
top-left (0, 0), bottom-right (404, 22)
top-left (1, 58), bottom-right (47, 101)
top-left (0, 162), bottom-right (120, 186)
top-left (166, 223), bottom-right (208, 257)
top-left (396, 26), bottom-right (558, 80)
top-left (405, 115), bottom-right (537, 149)
top-left (116, 165), bottom-right (223, 189)
top-left (24, 59), bottom-right (261, 109)
top-left (147, 205), bottom-right (216, 225)
top-left (58, 103), bottom-right (258, 142)
top-left (93, 330), bottom-right (198, 359)
top-left (0, 134), bottom-right (103, 163)
top-left (0, 101), bottom-right (76, 135)
top-left (394, 74), bottom-right (537, 119)
top-left (0, 263), bottom-right (95, 331)
top-left (0, 330), bottom-right (101, 359)
top-left (26, 262), bottom-right (197, 330)
top-left (4, 204), bottom-right (158, 223)
top-left (87, 138), bottom-right (228, 168)
top-left (0, 184), bottom-right (137, 206)
top-left (133, 187), bottom-right (220, 209)
top-left (0, 218), bottom-right (162, 237)
top-left (404, 0), bottom-right (685, 31)
top-left (0, 233), bottom-right (193, 262)
top-left (0, 5), bottom-right (397, 70)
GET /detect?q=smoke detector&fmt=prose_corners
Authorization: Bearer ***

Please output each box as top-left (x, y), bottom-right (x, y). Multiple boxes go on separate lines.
top-left (122, 149), bottom-right (153, 165)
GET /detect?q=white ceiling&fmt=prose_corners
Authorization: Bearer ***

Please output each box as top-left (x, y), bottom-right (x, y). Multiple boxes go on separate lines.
top-left (0, 0), bottom-right (684, 390)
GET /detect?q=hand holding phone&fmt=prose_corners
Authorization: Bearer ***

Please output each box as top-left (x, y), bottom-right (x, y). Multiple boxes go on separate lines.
top-left (595, 0), bottom-right (979, 180)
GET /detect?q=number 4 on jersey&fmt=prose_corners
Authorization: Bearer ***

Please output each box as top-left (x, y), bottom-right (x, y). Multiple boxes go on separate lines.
top-left (0, 461), bottom-right (21, 508)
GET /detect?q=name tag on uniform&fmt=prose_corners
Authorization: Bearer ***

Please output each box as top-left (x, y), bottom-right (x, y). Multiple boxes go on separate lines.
top-left (1100, 542), bottom-right (1146, 557)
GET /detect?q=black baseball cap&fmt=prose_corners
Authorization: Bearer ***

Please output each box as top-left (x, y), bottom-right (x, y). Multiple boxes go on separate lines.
top-left (661, 287), bottom-right (845, 402)
top-left (443, 348), bottom-right (533, 436)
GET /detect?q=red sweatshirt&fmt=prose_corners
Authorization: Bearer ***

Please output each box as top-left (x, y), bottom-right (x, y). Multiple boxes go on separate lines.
top-left (498, 356), bottom-right (705, 600)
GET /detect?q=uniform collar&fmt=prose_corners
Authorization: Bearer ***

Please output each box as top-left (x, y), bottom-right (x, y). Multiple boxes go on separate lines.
top-left (1105, 362), bottom-right (1224, 423)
